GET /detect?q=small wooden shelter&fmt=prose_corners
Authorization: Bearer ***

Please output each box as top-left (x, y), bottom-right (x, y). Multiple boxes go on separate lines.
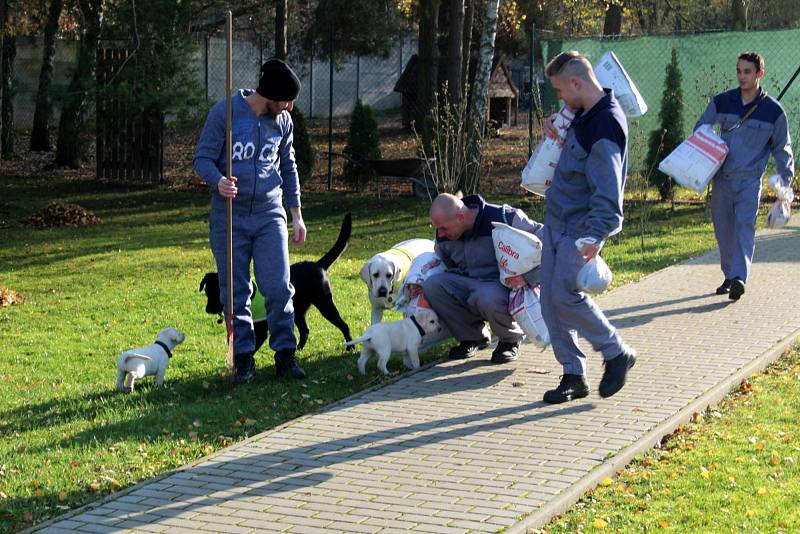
top-left (394, 54), bottom-right (519, 130)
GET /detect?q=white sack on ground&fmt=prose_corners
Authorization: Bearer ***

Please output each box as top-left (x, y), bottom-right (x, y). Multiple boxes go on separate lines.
top-left (491, 222), bottom-right (543, 288)
top-left (659, 124), bottom-right (729, 193)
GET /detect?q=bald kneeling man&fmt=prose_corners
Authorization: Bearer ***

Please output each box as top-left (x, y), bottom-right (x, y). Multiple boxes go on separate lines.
top-left (423, 193), bottom-right (544, 363)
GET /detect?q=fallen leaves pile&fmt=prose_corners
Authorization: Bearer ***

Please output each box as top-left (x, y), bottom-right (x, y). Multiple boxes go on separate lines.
top-left (0, 286), bottom-right (24, 307)
top-left (20, 202), bottom-right (102, 229)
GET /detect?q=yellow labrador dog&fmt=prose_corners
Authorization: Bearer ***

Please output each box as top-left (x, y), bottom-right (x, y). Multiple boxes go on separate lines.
top-left (116, 327), bottom-right (185, 393)
top-left (349, 308), bottom-right (442, 375)
top-left (360, 238), bottom-right (434, 324)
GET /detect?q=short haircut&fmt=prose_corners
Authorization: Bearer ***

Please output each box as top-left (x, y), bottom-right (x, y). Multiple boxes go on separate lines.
top-left (545, 51), bottom-right (593, 80)
top-left (738, 51), bottom-right (764, 72)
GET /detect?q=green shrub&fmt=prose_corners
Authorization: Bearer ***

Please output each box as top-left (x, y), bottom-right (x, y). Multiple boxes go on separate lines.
top-left (290, 107), bottom-right (315, 184)
top-left (343, 99), bottom-right (381, 190)
top-left (646, 47), bottom-right (685, 202)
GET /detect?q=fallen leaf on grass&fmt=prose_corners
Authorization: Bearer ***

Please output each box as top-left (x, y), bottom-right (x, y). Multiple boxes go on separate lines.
top-left (757, 487), bottom-right (768, 495)
top-left (657, 520), bottom-right (669, 528)
top-left (700, 467), bottom-right (710, 480)
top-left (601, 477), bottom-right (613, 486)
top-left (593, 518), bottom-right (608, 528)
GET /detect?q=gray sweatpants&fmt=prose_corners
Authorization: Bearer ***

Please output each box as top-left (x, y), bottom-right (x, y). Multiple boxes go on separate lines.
top-left (710, 176), bottom-right (761, 283)
top-left (539, 225), bottom-right (627, 376)
top-left (423, 273), bottom-right (523, 343)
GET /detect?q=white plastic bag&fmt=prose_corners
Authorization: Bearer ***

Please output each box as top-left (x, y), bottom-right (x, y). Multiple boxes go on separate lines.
top-left (491, 221), bottom-right (543, 288)
top-left (520, 105), bottom-right (575, 196)
top-left (767, 199), bottom-right (791, 229)
top-left (395, 251), bottom-right (446, 312)
top-left (508, 285), bottom-right (550, 348)
top-left (577, 255), bottom-right (613, 294)
top-left (593, 51), bottom-right (648, 117)
top-left (659, 125), bottom-right (729, 193)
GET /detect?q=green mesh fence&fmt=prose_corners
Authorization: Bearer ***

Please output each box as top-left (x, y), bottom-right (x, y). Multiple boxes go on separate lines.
top-left (541, 29), bottom-right (800, 174)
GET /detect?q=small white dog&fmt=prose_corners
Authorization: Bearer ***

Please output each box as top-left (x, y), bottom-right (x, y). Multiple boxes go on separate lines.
top-left (360, 238), bottom-right (434, 324)
top-left (348, 308), bottom-right (442, 375)
top-left (116, 327), bottom-right (186, 393)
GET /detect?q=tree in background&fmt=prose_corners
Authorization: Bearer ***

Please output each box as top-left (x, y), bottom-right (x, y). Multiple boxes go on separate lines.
top-left (645, 47), bottom-right (684, 202)
top-left (30, 0), bottom-right (64, 151)
top-left (1, 22), bottom-right (15, 160)
top-left (290, 107), bottom-right (314, 184)
top-left (343, 99), bottom-right (381, 190)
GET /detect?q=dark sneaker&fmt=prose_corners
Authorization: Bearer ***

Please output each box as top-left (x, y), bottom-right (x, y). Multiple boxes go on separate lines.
top-left (543, 374), bottom-right (589, 404)
top-left (599, 351), bottom-right (636, 398)
top-left (715, 279), bottom-right (732, 295)
top-left (233, 352), bottom-right (256, 385)
top-left (729, 278), bottom-right (745, 301)
top-left (491, 340), bottom-right (521, 364)
top-left (448, 339), bottom-right (490, 360)
top-left (275, 349), bottom-right (307, 379)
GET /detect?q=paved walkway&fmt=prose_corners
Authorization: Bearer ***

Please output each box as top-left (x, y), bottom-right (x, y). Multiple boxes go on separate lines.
top-left (33, 221), bottom-right (800, 534)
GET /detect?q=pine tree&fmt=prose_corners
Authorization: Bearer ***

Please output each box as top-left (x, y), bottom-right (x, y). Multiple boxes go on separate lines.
top-left (343, 100), bottom-right (381, 190)
top-left (646, 47), bottom-right (684, 201)
top-left (290, 107), bottom-right (314, 184)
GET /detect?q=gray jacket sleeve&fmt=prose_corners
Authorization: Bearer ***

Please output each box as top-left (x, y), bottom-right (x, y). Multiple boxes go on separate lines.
top-left (192, 101), bottom-right (225, 189)
top-left (278, 113), bottom-right (301, 208)
top-left (584, 138), bottom-right (625, 242)
top-left (771, 111), bottom-right (795, 185)
top-left (510, 209), bottom-right (545, 287)
top-left (694, 99), bottom-right (718, 131)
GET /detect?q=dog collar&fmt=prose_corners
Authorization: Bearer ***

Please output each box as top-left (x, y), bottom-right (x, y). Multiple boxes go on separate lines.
top-left (155, 340), bottom-right (173, 359)
top-left (409, 315), bottom-right (426, 337)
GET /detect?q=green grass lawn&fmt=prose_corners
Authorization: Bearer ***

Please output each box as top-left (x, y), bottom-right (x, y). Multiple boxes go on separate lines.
top-left (0, 173), bottom-right (746, 531)
top-left (541, 346), bottom-right (800, 533)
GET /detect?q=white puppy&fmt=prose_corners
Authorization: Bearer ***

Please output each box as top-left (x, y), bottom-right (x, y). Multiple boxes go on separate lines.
top-left (348, 308), bottom-right (442, 375)
top-left (116, 327), bottom-right (185, 393)
top-left (360, 238), bottom-right (434, 324)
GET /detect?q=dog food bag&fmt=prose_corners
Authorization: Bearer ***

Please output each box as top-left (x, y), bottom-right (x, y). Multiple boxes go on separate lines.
top-left (491, 222), bottom-right (543, 288)
top-left (508, 285), bottom-right (550, 348)
top-left (395, 252), bottom-right (446, 312)
top-left (593, 51), bottom-right (648, 118)
top-left (658, 125), bottom-right (729, 193)
top-left (520, 105), bottom-right (575, 196)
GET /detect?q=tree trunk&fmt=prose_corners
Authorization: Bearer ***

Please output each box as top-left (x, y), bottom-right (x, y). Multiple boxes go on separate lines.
top-left (447, 0), bottom-right (464, 106)
top-left (1, 34), bottom-right (15, 160)
top-left (731, 0), bottom-right (747, 31)
top-left (275, 0), bottom-right (287, 59)
top-left (55, 0), bottom-right (102, 168)
top-left (461, 0), bottom-right (473, 93)
top-left (415, 0), bottom-right (440, 130)
top-left (30, 0), bottom-right (64, 151)
top-left (0, 0), bottom-right (5, 159)
top-left (463, 0), bottom-right (499, 193)
top-left (602, 2), bottom-right (623, 36)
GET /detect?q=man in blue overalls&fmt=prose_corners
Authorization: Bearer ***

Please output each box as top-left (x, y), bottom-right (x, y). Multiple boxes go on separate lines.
top-left (194, 59), bottom-right (307, 384)
top-left (695, 52), bottom-right (795, 301)
top-left (539, 51), bottom-right (636, 404)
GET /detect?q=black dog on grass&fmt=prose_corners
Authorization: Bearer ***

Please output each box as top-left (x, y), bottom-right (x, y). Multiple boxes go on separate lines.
top-left (200, 213), bottom-right (353, 353)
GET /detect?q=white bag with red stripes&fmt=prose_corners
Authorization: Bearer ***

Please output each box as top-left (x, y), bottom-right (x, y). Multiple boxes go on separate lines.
top-left (508, 285), bottom-right (550, 348)
top-left (658, 124), bottom-right (729, 193)
top-left (520, 105), bottom-right (575, 196)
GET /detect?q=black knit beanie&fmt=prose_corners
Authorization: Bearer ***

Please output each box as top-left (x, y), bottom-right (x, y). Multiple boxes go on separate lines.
top-left (256, 59), bottom-right (301, 101)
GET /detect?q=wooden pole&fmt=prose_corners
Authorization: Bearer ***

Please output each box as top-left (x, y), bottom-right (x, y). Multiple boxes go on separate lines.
top-left (225, 11), bottom-right (235, 372)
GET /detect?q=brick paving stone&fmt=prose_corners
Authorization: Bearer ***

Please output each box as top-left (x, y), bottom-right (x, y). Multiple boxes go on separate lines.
top-left (32, 223), bottom-right (800, 533)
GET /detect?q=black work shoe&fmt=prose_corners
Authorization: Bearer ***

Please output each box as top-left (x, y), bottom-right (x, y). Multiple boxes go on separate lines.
top-left (729, 278), bottom-right (745, 301)
top-left (715, 279), bottom-right (732, 295)
top-left (543, 374), bottom-right (589, 404)
top-left (275, 349), bottom-right (307, 379)
top-left (448, 339), bottom-right (490, 360)
top-left (599, 351), bottom-right (636, 398)
top-left (233, 353), bottom-right (256, 385)
top-left (491, 340), bottom-right (521, 364)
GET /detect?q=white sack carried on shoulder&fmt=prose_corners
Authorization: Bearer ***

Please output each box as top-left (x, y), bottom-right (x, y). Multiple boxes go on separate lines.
top-left (491, 221), bottom-right (543, 288)
top-left (577, 255), bottom-right (613, 294)
top-left (658, 125), bottom-right (729, 193)
top-left (520, 105), bottom-right (575, 196)
top-left (593, 51), bottom-right (648, 117)
top-left (395, 251), bottom-right (446, 312)
top-left (508, 285), bottom-right (550, 348)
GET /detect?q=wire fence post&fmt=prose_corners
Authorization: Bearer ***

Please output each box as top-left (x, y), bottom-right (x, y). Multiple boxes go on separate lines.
top-left (528, 23), bottom-right (534, 157)
top-left (327, 0), bottom-right (334, 190)
top-left (204, 35), bottom-right (210, 101)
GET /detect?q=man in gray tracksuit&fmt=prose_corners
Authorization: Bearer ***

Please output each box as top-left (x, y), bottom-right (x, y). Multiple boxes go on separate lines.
top-left (539, 51), bottom-right (636, 404)
top-left (695, 52), bottom-right (795, 301)
top-left (194, 59), bottom-right (308, 384)
top-left (424, 193), bottom-right (544, 363)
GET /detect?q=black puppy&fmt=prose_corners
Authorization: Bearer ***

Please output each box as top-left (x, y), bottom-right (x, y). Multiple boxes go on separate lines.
top-left (200, 213), bottom-right (353, 352)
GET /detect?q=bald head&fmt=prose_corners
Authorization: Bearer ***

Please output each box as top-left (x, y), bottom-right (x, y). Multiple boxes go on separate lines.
top-left (430, 193), bottom-right (475, 241)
